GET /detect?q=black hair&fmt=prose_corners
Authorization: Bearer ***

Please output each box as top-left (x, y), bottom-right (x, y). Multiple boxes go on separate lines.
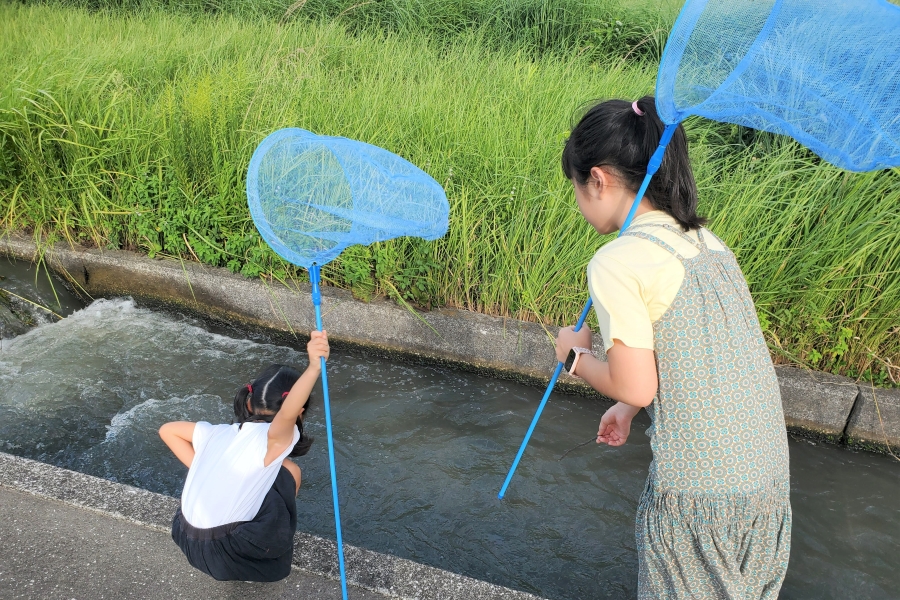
top-left (561, 95), bottom-right (706, 231)
top-left (233, 364), bottom-right (314, 457)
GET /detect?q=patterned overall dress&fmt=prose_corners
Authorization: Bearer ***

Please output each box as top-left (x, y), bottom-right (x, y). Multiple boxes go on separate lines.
top-left (622, 223), bottom-right (792, 599)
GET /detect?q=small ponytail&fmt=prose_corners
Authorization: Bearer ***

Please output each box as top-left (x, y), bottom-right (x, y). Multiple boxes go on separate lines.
top-left (232, 384), bottom-right (253, 425)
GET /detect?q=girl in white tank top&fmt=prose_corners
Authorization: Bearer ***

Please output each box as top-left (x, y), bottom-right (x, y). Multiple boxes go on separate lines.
top-left (159, 330), bottom-right (329, 582)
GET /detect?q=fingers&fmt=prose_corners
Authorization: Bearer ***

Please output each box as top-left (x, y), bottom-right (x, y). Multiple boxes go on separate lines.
top-left (308, 330), bottom-right (330, 362)
top-left (597, 422), bottom-right (611, 444)
top-left (556, 345), bottom-right (567, 363)
top-left (311, 344), bottom-right (329, 360)
top-left (597, 420), bottom-right (627, 446)
top-left (597, 432), bottom-right (624, 446)
top-left (556, 325), bottom-right (593, 363)
top-left (554, 327), bottom-right (569, 362)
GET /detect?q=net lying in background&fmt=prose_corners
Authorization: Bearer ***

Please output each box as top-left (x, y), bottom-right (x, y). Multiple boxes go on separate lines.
top-left (657, 0), bottom-right (900, 171)
top-left (247, 128), bottom-right (449, 268)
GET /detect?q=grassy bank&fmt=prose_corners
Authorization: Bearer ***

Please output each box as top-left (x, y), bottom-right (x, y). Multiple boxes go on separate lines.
top-left (1, 3), bottom-right (898, 384)
top-left (31, 0), bottom-right (678, 62)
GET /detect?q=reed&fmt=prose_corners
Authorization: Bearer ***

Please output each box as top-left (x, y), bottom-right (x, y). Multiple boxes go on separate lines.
top-left (29, 0), bottom-right (678, 62)
top-left (1, 3), bottom-right (897, 383)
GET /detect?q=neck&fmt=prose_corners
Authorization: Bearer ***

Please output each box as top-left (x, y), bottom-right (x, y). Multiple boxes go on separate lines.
top-left (617, 196), bottom-right (655, 231)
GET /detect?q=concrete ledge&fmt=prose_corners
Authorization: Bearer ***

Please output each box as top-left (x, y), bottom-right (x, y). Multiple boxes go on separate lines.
top-left (2, 234), bottom-right (898, 454)
top-left (775, 366), bottom-right (860, 443)
top-left (0, 452), bottom-right (543, 600)
top-left (0, 486), bottom-right (390, 600)
top-left (845, 386), bottom-right (900, 453)
top-left (0, 450), bottom-right (178, 530)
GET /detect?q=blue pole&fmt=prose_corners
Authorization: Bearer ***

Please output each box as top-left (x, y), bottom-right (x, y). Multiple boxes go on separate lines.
top-left (497, 300), bottom-right (592, 499)
top-left (498, 123), bottom-right (679, 500)
top-left (309, 264), bottom-right (349, 600)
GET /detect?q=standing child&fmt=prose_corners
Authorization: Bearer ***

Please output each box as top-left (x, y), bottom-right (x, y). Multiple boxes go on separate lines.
top-left (554, 97), bottom-right (791, 599)
top-left (159, 330), bottom-right (329, 582)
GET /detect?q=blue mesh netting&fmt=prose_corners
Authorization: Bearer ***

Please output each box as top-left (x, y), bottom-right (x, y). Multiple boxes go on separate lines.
top-left (247, 128), bottom-right (449, 269)
top-left (657, 0), bottom-right (900, 171)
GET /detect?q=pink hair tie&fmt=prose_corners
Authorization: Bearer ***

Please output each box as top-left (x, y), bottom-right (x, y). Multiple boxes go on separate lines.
top-left (282, 392), bottom-right (289, 398)
top-left (632, 101), bottom-right (645, 116)
top-left (246, 384), bottom-right (253, 394)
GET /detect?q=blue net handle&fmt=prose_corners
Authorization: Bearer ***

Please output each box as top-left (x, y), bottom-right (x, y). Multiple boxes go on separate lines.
top-left (498, 124), bottom-right (679, 499)
top-left (309, 264), bottom-right (349, 600)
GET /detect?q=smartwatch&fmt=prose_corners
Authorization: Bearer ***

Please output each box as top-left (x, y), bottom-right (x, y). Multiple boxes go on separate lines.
top-left (563, 346), bottom-right (594, 377)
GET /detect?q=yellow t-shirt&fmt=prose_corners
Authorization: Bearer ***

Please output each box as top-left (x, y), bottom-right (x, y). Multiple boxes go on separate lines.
top-left (586, 211), bottom-right (726, 352)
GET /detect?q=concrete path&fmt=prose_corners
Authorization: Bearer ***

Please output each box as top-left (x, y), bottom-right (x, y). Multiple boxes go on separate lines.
top-left (0, 452), bottom-right (543, 600)
top-left (0, 486), bottom-right (387, 600)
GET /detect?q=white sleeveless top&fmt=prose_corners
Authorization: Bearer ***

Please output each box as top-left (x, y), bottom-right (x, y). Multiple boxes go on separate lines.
top-left (180, 421), bottom-right (300, 529)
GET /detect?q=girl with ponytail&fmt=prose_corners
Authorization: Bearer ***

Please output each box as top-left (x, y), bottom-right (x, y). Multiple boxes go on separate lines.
top-left (555, 98), bottom-right (791, 598)
top-left (160, 330), bottom-right (329, 582)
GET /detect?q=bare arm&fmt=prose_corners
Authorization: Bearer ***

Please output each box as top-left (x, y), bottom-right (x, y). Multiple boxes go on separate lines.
top-left (159, 421), bottom-right (197, 468)
top-left (572, 342), bottom-right (658, 407)
top-left (281, 459), bottom-right (302, 495)
top-left (556, 327), bottom-right (658, 407)
top-left (265, 330), bottom-right (330, 466)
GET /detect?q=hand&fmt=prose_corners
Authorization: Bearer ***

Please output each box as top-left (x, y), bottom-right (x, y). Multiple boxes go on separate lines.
top-left (307, 330), bottom-right (330, 369)
top-left (555, 325), bottom-right (593, 363)
top-left (596, 402), bottom-right (638, 447)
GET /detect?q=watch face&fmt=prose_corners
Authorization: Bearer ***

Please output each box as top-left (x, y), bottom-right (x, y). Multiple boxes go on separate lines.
top-left (564, 348), bottom-right (577, 371)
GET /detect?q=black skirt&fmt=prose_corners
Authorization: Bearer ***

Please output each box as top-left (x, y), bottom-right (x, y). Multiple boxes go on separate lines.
top-left (171, 466), bottom-right (297, 582)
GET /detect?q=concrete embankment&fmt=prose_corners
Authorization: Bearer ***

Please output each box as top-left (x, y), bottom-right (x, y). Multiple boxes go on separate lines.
top-left (0, 452), bottom-right (545, 600)
top-left (1, 235), bottom-right (897, 454)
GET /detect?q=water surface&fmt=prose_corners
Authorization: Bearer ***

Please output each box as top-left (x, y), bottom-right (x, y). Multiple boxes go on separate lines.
top-left (0, 268), bottom-right (897, 599)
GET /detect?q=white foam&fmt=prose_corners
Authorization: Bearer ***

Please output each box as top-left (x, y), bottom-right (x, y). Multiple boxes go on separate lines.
top-left (103, 394), bottom-right (233, 443)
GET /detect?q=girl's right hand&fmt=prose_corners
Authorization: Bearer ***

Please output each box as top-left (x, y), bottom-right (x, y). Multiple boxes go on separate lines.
top-left (307, 330), bottom-right (330, 367)
top-left (597, 402), bottom-right (640, 446)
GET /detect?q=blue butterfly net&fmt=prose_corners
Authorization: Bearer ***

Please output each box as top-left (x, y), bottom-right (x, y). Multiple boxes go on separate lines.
top-left (247, 128), bottom-right (449, 269)
top-left (657, 0), bottom-right (900, 172)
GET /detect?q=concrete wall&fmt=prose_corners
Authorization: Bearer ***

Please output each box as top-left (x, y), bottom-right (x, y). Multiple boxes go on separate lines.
top-left (0, 452), bottom-right (544, 600)
top-left (2, 234), bottom-right (897, 454)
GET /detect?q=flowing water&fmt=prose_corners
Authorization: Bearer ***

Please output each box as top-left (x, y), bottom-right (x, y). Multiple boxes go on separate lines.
top-left (0, 257), bottom-right (82, 337)
top-left (0, 259), bottom-right (898, 600)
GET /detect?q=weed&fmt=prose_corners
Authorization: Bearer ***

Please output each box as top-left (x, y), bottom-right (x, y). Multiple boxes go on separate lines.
top-left (0, 3), bottom-right (897, 382)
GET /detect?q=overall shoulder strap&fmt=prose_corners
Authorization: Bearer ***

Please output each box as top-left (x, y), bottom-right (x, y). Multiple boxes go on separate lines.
top-left (621, 229), bottom-right (686, 261)
top-left (697, 227), bottom-right (731, 252)
top-left (631, 222), bottom-right (705, 251)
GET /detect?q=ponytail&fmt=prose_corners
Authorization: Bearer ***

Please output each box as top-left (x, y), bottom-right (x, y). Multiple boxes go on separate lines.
top-left (561, 95), bottom-right (706, 231)
top-left (233, 384), bottom-right (253, 425)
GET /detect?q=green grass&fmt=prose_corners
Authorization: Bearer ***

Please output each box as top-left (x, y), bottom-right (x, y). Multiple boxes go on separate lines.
top-left (30, 0), bottom-right (678, 62)
top-left (1, 3), bottom-right (898, 385)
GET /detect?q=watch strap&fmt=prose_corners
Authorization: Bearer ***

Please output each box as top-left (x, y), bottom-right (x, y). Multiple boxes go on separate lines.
top-left (568, 346), bottom-right (594, 377)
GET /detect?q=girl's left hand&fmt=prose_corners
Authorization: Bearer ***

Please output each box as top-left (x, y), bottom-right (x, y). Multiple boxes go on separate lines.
top-left (307, 330), bottom-right (330, 367)
top-left (555, 325), bottom-right (593, 363)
